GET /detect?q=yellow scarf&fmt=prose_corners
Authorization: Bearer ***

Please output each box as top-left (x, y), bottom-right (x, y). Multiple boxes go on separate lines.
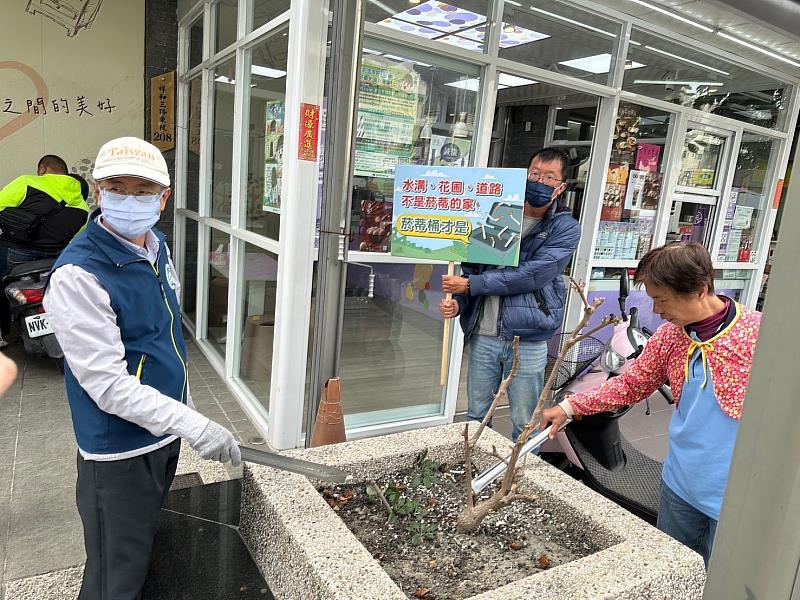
top-left (683, 302), bottom-right (741, 389)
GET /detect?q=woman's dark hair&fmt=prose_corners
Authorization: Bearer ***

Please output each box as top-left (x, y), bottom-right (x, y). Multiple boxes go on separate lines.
top-left (528, 147), bottom-right (569, 181)
top-left (634, 242), bottom-right (715, 295)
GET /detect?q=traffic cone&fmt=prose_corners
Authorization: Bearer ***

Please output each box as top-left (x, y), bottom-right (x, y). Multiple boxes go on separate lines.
top-left (310, 377), bottom-right (346, 447)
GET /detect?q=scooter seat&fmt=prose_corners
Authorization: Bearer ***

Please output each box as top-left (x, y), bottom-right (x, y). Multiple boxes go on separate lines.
top-left (566, 429), bottom-right (662, 523)
top-left (6, 258), bottom-right (57, 279)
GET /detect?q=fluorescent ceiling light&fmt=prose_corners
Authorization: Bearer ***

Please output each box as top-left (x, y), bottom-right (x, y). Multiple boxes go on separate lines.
top-left (623, 0), bottom-right (713, 32)
top-left (527, 5), bottom-right (616, 38)
top-left (716, 31), bottom-right (800, 68)
top-left (251, 65), bottom-right (286, 78)
top-left (644, 45), bottom-right (730, 75)
top-left (506, 0), bottom-right (522, 5)
top-left (633, 79), bottom-right (724, 86)
top-left (446, 73), bottom-right (537, 92)
top-left (558, 53), bottom-right (644, 74)
top-left (446, 78), bottom-right (481, 92)
top-left (498, 73), bottom-right (538, 87)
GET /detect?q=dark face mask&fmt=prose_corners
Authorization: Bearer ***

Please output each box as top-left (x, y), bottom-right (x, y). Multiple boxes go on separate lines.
top-left (525, 180), bottom-right (558, 208)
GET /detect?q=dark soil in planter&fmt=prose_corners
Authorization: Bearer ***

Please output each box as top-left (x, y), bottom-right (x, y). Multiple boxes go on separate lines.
top-left (319, 461), bottom-right (600, 600)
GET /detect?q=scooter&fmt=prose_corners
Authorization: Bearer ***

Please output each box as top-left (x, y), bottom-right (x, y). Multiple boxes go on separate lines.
top-left (4, 258), bottom-right (64, 366)
top-left (472, 270), bottom-right (673, 525)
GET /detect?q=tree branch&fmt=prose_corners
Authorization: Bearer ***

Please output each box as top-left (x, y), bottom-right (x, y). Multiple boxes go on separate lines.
top-left (366, 480), bottom-right (392, 518)
top-left (463, 424), bottom-right (474, 509)
top-left (469, 337), bottom-right (520, 447)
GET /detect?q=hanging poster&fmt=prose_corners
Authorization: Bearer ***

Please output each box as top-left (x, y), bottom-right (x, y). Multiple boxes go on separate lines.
top-left (624, 170), bottom-right (647, 210)
top-left (392, 165), bottom-right (526, 266)
top-left (635, 143), bottom-right (661, 172)
top-left (429, 134), bottom-right (471, 166)
top-left (263, 100), bottom-right (285, 214)
top-left (732, 205), bottom-right (754, 230)
top-left (353, 57), bottom-right (420, 179)
top-left (718, 188), bottom-right (739, 260)
top-left (611, 104), bottom-right (641, 165)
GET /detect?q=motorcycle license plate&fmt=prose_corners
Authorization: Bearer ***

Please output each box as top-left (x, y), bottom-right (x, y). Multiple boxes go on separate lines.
top-left (25, 314), bottom-right (54, 338)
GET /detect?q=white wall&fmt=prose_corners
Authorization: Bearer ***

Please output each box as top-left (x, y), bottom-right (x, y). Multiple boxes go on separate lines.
top-left (0, 0), bottom-right (145, 188)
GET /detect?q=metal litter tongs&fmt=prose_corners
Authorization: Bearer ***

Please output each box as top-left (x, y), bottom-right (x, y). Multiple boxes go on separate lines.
top-left (238, 445), bottom-right (350, 484)
top-left (470, 420), bottom-right (572, 495)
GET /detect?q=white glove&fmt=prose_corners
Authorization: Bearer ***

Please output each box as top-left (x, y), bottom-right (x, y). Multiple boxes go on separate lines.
top-left (189, 420), bottom-right (242, 466)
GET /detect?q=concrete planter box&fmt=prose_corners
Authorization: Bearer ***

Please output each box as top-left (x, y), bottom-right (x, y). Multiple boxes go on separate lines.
top-left (240, 423), bottom-right (705, 599)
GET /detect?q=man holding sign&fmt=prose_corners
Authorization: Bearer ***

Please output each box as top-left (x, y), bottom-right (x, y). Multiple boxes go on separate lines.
top-left (439, 148), bottom-right (580, 441)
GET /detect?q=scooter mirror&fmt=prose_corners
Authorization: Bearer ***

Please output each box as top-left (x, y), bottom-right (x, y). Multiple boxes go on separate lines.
top-left (618, 270), bottom-right (630, 320)
top-left (619, 269), bottom-right (630, 297)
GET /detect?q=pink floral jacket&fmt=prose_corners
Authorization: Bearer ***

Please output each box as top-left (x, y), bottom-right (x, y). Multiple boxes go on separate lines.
top-left (567, 303), bottom-right (761, 420)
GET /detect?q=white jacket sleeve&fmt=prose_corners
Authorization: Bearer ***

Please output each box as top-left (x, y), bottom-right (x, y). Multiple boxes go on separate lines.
top-left (43, 264), bottom-right (208, 442)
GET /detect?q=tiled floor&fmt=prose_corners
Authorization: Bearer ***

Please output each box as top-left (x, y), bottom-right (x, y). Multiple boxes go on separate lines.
top-left (0, 325), bottom-right (672, 597)
top-left (0, 334), bottom-right (257, 597)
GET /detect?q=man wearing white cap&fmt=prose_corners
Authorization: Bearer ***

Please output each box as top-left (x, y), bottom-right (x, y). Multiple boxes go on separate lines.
top-left (43, 137), bottom-right (240, 600)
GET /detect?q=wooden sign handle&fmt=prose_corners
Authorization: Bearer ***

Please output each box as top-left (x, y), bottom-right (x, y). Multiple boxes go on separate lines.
top-left (441, 261), bottom-right (456, 386)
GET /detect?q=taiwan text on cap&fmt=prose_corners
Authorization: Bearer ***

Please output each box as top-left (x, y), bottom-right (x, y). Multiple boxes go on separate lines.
top-left (92, 137), bottom-right (170, 186)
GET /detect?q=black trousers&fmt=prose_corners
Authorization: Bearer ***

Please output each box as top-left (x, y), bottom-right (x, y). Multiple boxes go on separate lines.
top-left (76, 439), bottom-right (181, 600)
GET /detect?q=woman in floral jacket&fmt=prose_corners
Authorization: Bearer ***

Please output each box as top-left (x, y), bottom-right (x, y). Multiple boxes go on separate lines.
top-left (541, 242), bottom-right (761, 567)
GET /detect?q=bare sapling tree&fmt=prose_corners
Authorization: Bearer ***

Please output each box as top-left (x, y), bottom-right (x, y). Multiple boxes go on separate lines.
top-left (456, 278), bottom-right (620, 534)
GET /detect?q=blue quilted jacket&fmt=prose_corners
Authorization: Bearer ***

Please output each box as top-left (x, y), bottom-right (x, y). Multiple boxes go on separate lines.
top-left (455, 202), bottom-right (580, 343)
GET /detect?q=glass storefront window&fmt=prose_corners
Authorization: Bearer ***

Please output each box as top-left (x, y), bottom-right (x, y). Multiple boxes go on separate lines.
top-left (349, 46), bottom-right (480, 253)
top-left (594, 102), bottom-right (671, 261)
top-left (625, 28), bottom-right (792, 131)
top-left (245, 27), bottom-right (289, 239)
top-left (678, 129), bottom-right (726, 191)
top-left (181, 217), bottom-right (199, 326)
top-left (188, 16), bottom-right (203, 69)
top-left (552, 106), bottom-right (596, 143)
top-left (714, 269), bottom-right (750, 302)
top-left (499, 2), bottom-right (624, 86)
top-left (339, 262), bottom-right (448, 427)
top-left (205, 228), bottom-right (230, 357)
top-left (665, 195), bottom-right (716, 246)
top-left (237, 243), bottom-right (279, 413)
top-left (215, 0), bottom-right (238, 54)
top-left (211, 58), bottom-right (236, 221)
top-left (251, 0), bottom-right (290, 33)
top-left (186, 76), bottom-right (202, 212)
top-left (587, 267), bottom-right (749, 343)
top-left (366, 1), bottom-right (489, 54)
top-left (719, 134), bottom-right (777, 263)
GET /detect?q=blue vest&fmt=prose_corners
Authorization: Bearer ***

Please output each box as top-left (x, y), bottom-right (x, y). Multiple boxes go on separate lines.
top-left (53, 216), bottom-right (188, 455)
top-left (662, 339), bottom-right (739, 520)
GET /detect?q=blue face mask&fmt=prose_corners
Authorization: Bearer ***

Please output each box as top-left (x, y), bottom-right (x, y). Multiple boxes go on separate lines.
top-left (100, 189), bottom-right (163, 239)
top-left (525, 180), bottom-right (558, 208)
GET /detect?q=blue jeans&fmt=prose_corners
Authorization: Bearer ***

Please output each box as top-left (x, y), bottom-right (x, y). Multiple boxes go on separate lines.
top-left (467, 335), bottom-right (548, 442)
top-left (657, 482), bottom-right (717, 568)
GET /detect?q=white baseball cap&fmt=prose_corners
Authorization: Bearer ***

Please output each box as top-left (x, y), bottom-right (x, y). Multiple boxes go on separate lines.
top-left (92, 137), bottom-right (170, 187)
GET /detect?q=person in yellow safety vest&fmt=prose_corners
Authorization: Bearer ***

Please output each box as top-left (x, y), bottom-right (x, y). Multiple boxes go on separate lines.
top-left (0, 155), bottom-right (90, 344)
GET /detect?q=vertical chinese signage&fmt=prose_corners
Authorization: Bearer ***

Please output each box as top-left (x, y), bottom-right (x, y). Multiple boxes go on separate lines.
top-left (391, 166), bottom-right (526, 266)
top-left (150, 71), bottom-right (175, 152)
top-left (298, 102), bottom-right (320, 161)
